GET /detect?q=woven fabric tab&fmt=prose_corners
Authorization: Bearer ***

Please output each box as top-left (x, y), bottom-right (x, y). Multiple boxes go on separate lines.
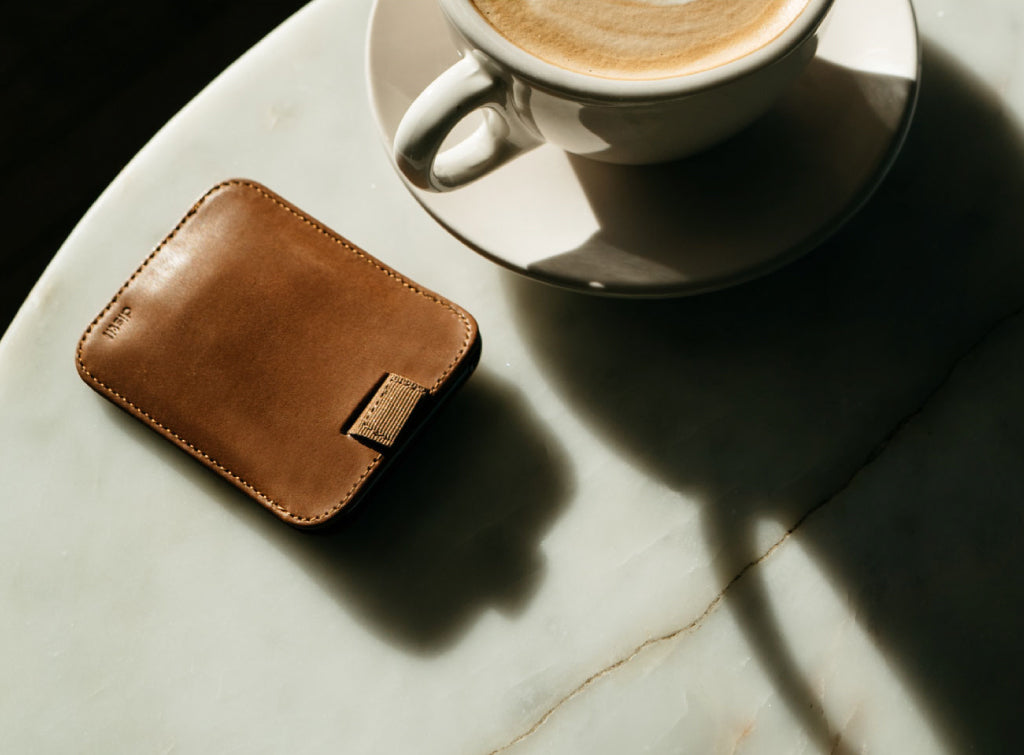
top-left (349, 374), bottom-right (428, 448)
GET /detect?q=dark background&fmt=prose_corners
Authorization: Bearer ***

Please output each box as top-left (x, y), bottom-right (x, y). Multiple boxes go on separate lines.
top-left (0, 0), bottom-right (307, 337)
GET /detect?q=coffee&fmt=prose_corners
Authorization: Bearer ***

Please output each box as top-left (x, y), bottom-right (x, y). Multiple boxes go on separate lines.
top-left (468, 0), bottom-right (812, 80)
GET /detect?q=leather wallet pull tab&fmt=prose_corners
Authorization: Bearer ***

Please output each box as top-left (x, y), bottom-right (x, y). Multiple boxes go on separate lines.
top-left (348, 373), bottom-right (428, 449)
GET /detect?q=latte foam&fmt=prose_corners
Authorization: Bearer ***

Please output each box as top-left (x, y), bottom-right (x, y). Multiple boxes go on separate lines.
top-left (468, 0), bottom-right (812, 80)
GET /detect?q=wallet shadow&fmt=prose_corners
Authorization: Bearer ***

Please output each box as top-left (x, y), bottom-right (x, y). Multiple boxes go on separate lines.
top-left (102, 366), bottom-right (573, 654)
top-left (170, 368), bottom-right (573, 654)
top-left (286, 369), bottom-right (572, 653)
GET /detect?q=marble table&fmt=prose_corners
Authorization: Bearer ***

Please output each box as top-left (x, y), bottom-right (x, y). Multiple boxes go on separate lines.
top-left (3, 1), bottom-right (1024, 752)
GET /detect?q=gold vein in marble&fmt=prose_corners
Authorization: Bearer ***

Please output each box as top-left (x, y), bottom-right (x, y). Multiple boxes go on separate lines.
top-left (486, 524), bottom-right (800, 754)
top-left (488, 300), bottom-right (1024, 754)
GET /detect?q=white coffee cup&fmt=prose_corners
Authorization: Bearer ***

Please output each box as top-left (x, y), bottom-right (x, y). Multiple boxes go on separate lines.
top-left (394, 0), bottom-right (835, 192)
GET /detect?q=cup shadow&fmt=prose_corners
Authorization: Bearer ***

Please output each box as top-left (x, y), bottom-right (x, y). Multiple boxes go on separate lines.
top-left (507, 42), bottom-right (1024, 752)
top-left (528, 54), bottom-right (915, 293)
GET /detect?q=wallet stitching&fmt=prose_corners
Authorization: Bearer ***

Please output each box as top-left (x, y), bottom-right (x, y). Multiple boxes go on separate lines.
top-left (79, 373), bottom-right (383, 524)
top-left (241, 180), bottom-right (474, 393)
top-left (75, 178), bottom-right (472, 525)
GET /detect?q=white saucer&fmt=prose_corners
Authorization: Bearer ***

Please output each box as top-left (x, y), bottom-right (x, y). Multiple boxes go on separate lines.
top-left (366, 0), bottom-right (919, 297)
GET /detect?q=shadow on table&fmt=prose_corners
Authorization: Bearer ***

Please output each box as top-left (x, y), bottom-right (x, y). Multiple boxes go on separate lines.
top-left (98, 347), bottom-right (570, 653)
top-left (108, 367), bottom-right (573, 654)
top-left (270, 370), bottom-right (572, 654)
top-left (529, 56), bottom-right (910, 292)
top-left (507, 42), bottom-right (1024, 752)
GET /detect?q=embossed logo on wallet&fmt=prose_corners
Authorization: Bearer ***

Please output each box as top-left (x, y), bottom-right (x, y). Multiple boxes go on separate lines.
top-left (102, 306), bottom-right (133, 340)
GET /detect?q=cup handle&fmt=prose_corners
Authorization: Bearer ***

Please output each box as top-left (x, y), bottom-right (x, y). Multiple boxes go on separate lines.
top-left (394, 53), bottom-right (541, 192)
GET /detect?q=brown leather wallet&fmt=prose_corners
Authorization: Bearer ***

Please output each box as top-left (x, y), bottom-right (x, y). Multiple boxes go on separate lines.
top-left (76, 179), bottom-right (480, 528)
